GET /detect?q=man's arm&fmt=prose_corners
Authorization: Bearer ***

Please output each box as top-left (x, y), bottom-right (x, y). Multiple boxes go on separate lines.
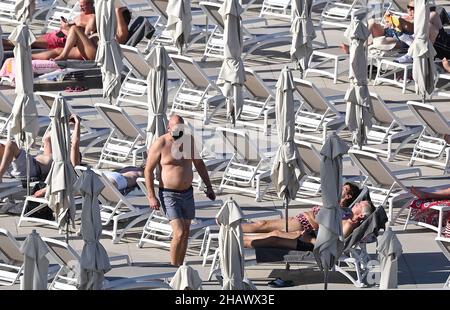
top-left (70, 114), bottom-right (81, 166)
top-left (191, 137), bottom-right (215, 201)
top-left (145, 139), bottom-right (162, 209)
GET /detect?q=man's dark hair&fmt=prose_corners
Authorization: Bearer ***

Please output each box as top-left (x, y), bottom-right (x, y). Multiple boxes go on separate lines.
top-left (122, 8), bottom-right (132, 25)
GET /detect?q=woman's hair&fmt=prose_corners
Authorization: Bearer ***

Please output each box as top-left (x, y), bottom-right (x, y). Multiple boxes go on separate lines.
top-left (122, 8), bottom-right (132, 25)
top-left (341, 182), bottom-right (361, 208)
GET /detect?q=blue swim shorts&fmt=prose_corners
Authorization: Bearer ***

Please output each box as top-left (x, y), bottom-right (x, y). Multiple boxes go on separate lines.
top-left (159, 186), bottom-right (195, 221)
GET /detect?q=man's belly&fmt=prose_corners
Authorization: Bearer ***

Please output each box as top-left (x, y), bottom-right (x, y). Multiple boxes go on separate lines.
top-left (160, 164), bottom-right (193, 190)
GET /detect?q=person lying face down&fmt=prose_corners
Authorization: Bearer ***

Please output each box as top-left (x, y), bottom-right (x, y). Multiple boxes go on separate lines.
top-left (243, 200), bottom-right (375, 250)
top-left (242, 182), bottom-right (361, 235)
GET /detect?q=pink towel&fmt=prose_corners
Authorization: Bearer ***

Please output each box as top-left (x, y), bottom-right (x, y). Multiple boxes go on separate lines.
top-left (0, 58), bottom-right (61, 83)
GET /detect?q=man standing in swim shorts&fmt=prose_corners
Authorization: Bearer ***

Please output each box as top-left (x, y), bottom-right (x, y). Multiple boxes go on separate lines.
top-left (144, 115), bottom-right (216, 266)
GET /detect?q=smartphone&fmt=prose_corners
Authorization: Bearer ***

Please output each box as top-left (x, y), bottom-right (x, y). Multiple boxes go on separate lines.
top-left (60, 16), bottom-right (67, 23)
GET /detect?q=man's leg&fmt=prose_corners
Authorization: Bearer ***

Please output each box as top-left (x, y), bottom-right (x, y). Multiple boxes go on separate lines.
top-left (244, 235), bottom-right (298, 249)
top-left (169, 218), bottom-right (190, 266)
top-left (0, 141), bottom-right (21, 181)
top-left (242, 217), bottom-right (302, 233)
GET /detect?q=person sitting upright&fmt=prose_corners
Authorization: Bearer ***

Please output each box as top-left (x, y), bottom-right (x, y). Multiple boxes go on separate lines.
top-left (0, 114), bottom-right (81, 184)
top-left (3, 0), bottom-right (96, 51)
top-left (32, 6), bottom-right (131, 61)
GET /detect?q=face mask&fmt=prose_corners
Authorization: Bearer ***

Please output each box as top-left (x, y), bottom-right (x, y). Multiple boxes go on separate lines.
top-left (170, 130), bottom-right (183, 140)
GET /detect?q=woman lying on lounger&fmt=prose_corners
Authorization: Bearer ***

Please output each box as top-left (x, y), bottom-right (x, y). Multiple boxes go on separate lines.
top-left (243, 200), bottom-right (375, 250)
top-left (243, 182), bottom-right (361, 234)
top-left (32, 6), bottom-right (131, 61)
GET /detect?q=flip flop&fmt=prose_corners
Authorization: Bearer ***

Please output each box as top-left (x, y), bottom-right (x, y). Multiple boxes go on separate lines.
top-left (267, 278), bottom-right (294, 288)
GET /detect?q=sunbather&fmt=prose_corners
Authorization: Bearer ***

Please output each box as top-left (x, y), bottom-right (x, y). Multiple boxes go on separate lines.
top-left (407, 186), bottom-right (450, 228)
top-left (103, 166), bottom-right (144, 192)
top-left (242, 182), bottom-right (361, 234)
top-left (32, 6), bottom-right (131, 61)
top-left (0, 114), bottom-right (81, 184)
top-left (3, 0), bottom-right (96, 51)
top-left (243, 200), bottom-right (375, 250)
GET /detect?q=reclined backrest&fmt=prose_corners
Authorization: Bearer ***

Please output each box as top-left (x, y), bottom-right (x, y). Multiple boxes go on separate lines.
top-left (126, 16), bottom-right (156, 47)
top-left (0, 91), bottom-right (13, 114)
top-left (199, 2), bottom-right (225, 30)
top-left (169, 54), bottom-right (212, 89)
top-left (150, 0), bottom-right (169, 20)
top-left (348, 149), bottom-right (402, 189)
top-left (243, 68), bottom-right (274, 100)
top-left (0, 228), bottom-right (23, 265)
top-left (370, 93), bottom-right (397, 126)
top-left (216, 127), bottom-right (262, 163)
top-left (121, 45), bottom-right (152, 78)
top-left (407, 101), bottom-right (450, 138)
top-left (342, 205), bottom-right (388, 252)
top-left (95, 103), bottom-right (145, 140)
top-left (294, 78), bottom-right (339, 114)
top-left (94, 169), bottom-right (128, 206)
top-left (41, 237), bottom-right (80, 267)
top-left (296, 141), bottom-right (321, 176)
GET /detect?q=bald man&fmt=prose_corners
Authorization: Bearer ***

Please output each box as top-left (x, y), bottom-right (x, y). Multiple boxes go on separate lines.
top-left (144, 115), bottom-right (215, 266)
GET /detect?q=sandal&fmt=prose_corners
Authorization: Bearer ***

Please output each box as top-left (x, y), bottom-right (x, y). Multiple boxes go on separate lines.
top-left (65, 86), bottom-right (88, 93)
top-left (268, 278), bottom-right (294, 288)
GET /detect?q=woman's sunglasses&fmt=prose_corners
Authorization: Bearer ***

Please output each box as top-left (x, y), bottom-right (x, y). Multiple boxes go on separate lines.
top-left (407, 5), bottom-right (414, 10)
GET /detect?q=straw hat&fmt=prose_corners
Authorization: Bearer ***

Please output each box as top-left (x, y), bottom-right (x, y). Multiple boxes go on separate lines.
top-left (371, 36), bottom-right (397, 51)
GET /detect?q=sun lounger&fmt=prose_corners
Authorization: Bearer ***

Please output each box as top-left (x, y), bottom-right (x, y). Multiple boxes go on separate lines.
top-left (236, 67), bottom-right (276, 135)
top-left (348, 149), bottom-right (421, 223)
top-left (0, 91), bottom-right (50, 140)
top-left (42, 237), bottom-right (174, 290)
top-left (199, 1), bottom-right (292, 61)
top-left (0, 228), bottom-right (24, 286)
top-left (217, 127), bottom-right (273, 201)
top-left (407, 101), bottom-right (450, 175)
top-left (293, 78), bottom-right (346, 144)
top-left (435, 233), bottom-right (450, 288)
top-left (254, 202), bottom-right (388, 288)
top-left (75, 166), bottom-right (152, 244)
top-left (35, 91), bottom-right (110, 155)
top-left (169, 54), bottom-right (226, 125)
top-left (94, 103), bottom-right (147, 169)
top-left (361, 92), bottom-right (421, 161)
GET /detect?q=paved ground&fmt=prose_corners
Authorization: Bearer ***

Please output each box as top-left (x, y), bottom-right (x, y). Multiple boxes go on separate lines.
top-left (0, 0), bottom-right (449, 290)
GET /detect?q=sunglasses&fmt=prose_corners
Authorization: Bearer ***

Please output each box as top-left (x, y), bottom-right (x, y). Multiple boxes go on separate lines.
top-left (407, 5), bottom-right (414, 10)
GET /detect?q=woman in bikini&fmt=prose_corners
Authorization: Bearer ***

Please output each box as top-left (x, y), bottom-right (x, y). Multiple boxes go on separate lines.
top-left (243, 200), bottom-right (375, 250)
